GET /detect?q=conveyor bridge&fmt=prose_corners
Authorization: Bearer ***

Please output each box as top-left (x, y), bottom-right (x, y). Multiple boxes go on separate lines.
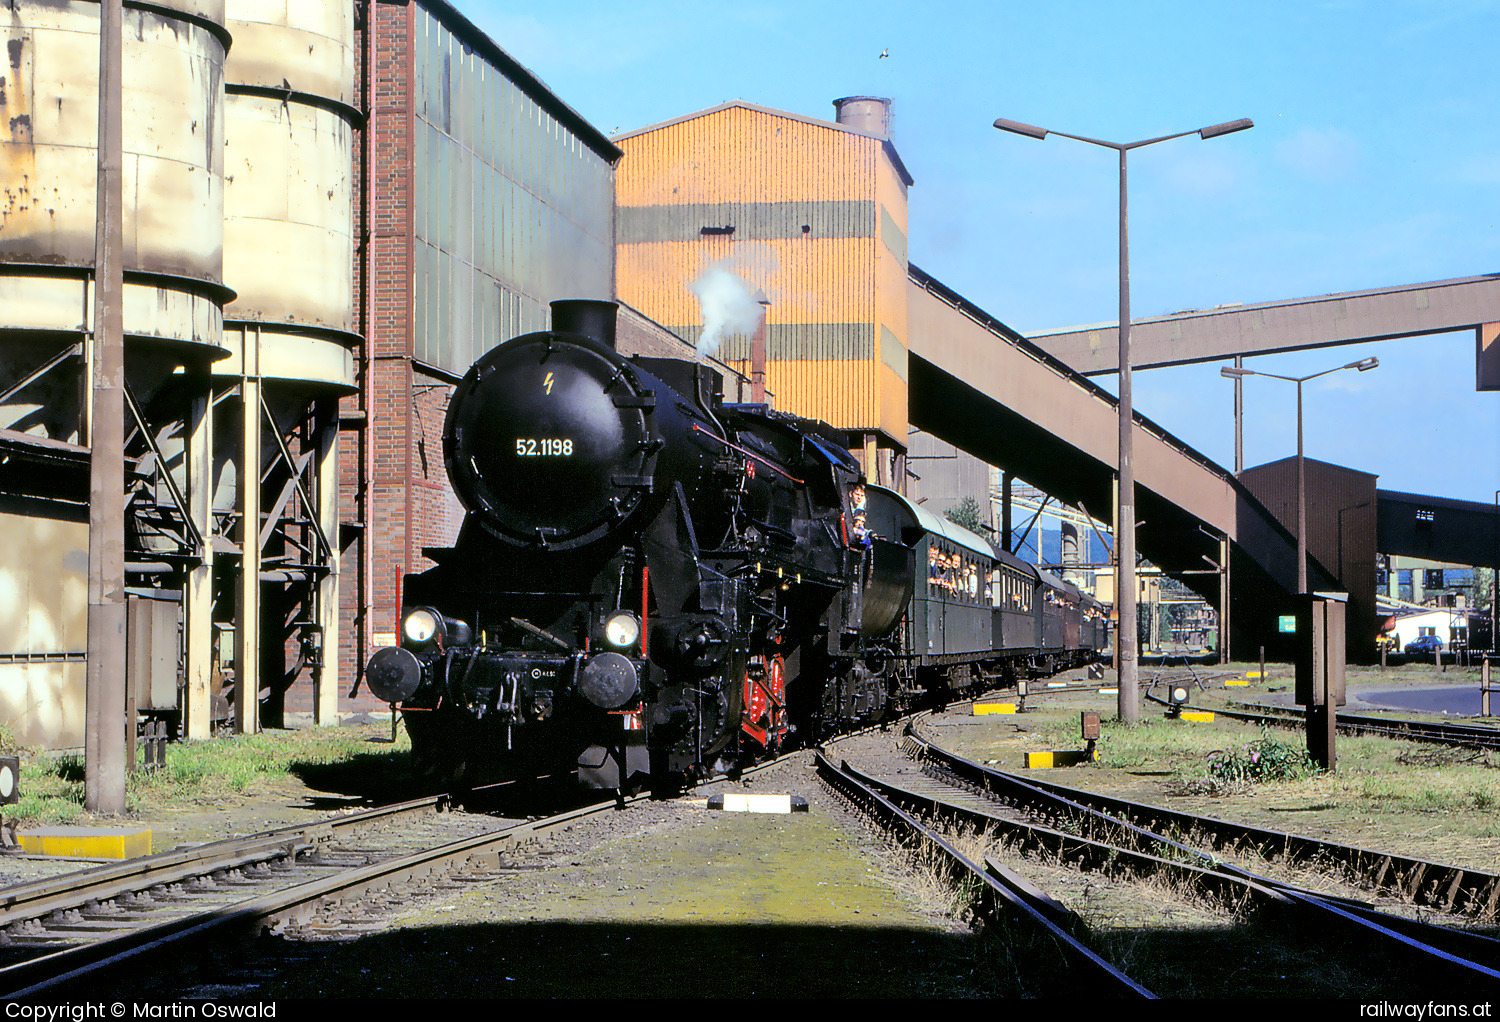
top-left (906, 265), bottom-right (1337, 658)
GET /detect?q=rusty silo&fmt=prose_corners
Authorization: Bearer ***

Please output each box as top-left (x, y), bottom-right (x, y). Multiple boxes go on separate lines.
top-left (0, 0), bottom-right (231, 748)
top-left (0, 0), bottom-right (357, 750)
top-left (220, 0), bottom-right (358, 731)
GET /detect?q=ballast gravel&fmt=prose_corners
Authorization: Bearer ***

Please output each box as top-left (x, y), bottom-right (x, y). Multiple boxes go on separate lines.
top-left (251, 729), bottom-right (1028, 999)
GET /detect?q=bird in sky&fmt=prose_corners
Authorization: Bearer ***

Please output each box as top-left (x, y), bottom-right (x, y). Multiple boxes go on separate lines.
top-left (879, 49), bottom-right (889, 59)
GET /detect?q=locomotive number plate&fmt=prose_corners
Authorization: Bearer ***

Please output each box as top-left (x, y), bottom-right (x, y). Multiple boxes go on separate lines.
top-left (515, 438), bottom-right (575, 456)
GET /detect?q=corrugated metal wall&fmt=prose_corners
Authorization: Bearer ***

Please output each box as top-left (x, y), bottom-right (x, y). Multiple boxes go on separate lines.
top-left (410, 4), bottom-right (615, 376)
top-left (616, 103), bottom-right (909, 441)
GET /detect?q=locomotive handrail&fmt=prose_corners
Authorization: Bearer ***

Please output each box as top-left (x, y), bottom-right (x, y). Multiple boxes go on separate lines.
top-left (691, 424), bottom-right (804, 483)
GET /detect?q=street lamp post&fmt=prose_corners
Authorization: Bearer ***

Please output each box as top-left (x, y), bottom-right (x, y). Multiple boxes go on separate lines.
top-left (1221, 356), bottom-right (1378, 772)
top-left (994, 115), bottom-right (1252, 724)
top-left (1219, 357), bottom-right (1379, 593)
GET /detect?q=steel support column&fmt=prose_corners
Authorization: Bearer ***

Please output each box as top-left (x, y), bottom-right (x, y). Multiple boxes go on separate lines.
top-left (314, 396), bottom-right (340, 725)
top-left (85, 0), bottom-right (127, 814)
top-left (234, 330), bottom-right (261, 734)
top-left (1218, 535), bottom-right (1232, 666)
top-left (183, 373), bottom-right (216, 739)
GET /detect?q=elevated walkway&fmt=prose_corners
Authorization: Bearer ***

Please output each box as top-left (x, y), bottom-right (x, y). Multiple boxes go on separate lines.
top-left (905, 266), bottom-right (1336, 658)
top-left (1024, 274), bottom-right (1500, 381)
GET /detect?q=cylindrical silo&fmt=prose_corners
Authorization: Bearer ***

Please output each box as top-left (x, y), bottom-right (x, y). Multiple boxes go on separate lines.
top-left (220, 0), bottom-right (358, 732)
top-left (0, 0), bottom-right (231, 750)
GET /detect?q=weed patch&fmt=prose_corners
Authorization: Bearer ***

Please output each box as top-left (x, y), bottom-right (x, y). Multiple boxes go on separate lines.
top-left (0, 723), bottom-right (410, 827)
top-left (1205, 733), bottom-right (1318, 786)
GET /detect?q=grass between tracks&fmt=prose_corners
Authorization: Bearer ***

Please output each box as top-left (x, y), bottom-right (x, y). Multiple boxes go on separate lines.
top-left (0, 720), bottom-right (412, 826)
top-left (908, 663), bottom-right (1500, 998)
top-left (1006, 661), bottom-right (1500, 852)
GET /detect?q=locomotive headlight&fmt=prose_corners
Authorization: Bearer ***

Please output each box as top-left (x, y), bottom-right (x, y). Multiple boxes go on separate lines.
top-left (403, 608), bottom-right (441, 646)
top-left (603, 611), bottom-right (640, 649)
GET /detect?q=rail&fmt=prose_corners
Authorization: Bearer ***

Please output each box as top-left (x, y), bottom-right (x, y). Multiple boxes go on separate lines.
top-left (897, 719), bottom-right (1500, 989)
top-left (815, 750), bottom-right (1154, 998)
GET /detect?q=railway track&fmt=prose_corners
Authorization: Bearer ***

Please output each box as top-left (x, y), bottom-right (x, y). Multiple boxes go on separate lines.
top-left (0, 785), bottom-right (651, 998)
top-left (816, 750), bottom-right (1153, 998)
top-left (819, 714), bottom-right (1500, 996)
top-left (13, 696), bottom-right (1497, 999)
top-left (0, 735), bottom-right (836, 998)
top-left (1209, 700), bottom-right (1500, 751)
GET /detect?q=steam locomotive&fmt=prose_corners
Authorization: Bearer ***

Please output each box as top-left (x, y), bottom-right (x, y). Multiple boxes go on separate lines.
top-left (363, 300), bottom-right (1107, 791)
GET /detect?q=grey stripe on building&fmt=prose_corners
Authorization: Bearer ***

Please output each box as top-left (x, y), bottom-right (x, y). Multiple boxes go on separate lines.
top-left (620, 201), bottom-right (878, 243)
top-left (666, 323), bottom-right (876, 362)
top-left (880, 205), bottom-right (907, 264)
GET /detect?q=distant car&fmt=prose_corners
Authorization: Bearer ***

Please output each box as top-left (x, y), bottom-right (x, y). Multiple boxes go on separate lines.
top-left (1404, 635), bottom-right (1444, 655)
top-left (1375, 633), bottom-right (1399, 652)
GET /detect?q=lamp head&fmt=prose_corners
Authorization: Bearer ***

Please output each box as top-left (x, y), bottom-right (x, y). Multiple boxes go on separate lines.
top-left (993, 118), bottom-right (1049, 140)
top-left (1199, 118), bottom-right (1254, 139)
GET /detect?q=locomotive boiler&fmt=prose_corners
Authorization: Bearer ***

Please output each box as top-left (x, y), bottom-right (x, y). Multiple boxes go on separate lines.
top-left (364, 300), bottom-right (915, 790)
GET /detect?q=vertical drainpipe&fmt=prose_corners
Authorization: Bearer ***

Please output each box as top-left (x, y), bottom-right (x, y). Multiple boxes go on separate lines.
top-left (355, 0), bottom-right (377, 693)
top-left (400, 0), bottom-right (416, 629)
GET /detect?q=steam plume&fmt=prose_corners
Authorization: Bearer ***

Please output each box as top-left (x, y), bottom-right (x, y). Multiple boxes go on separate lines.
top-left (689, 263), bottom-right (763, 358)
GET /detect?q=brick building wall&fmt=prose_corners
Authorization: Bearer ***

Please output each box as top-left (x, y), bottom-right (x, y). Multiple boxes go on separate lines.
top-left (341, 0), bottom-right (416, 703)
top-left (339, 0), bottom-right (622, 707)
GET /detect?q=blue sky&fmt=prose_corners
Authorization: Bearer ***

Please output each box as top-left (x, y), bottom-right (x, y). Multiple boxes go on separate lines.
top-left (466, 0), bottom-right (1500, 504)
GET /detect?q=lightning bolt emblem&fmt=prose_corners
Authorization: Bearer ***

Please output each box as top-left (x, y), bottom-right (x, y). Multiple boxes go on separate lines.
top-left (543, 371), bottom-right (555, 395)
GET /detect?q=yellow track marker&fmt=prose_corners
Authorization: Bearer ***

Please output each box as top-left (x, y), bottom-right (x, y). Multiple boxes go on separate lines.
top-left (972, 702), bottom-right (1016, 715)
top-left (1024, 749), bottom-right (1097, 768)
top-left (18, 826), bottom-right (152, 859)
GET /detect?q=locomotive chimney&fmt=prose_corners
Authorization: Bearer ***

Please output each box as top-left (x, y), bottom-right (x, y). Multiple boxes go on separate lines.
top-left (832, 96), bottom-right (892, 139)
top-left (551, 299), bottom-right (619, 349)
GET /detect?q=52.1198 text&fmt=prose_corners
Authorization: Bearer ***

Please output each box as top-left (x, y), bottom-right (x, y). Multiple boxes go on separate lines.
top-left (515, 438), bottom-right (574, 456)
